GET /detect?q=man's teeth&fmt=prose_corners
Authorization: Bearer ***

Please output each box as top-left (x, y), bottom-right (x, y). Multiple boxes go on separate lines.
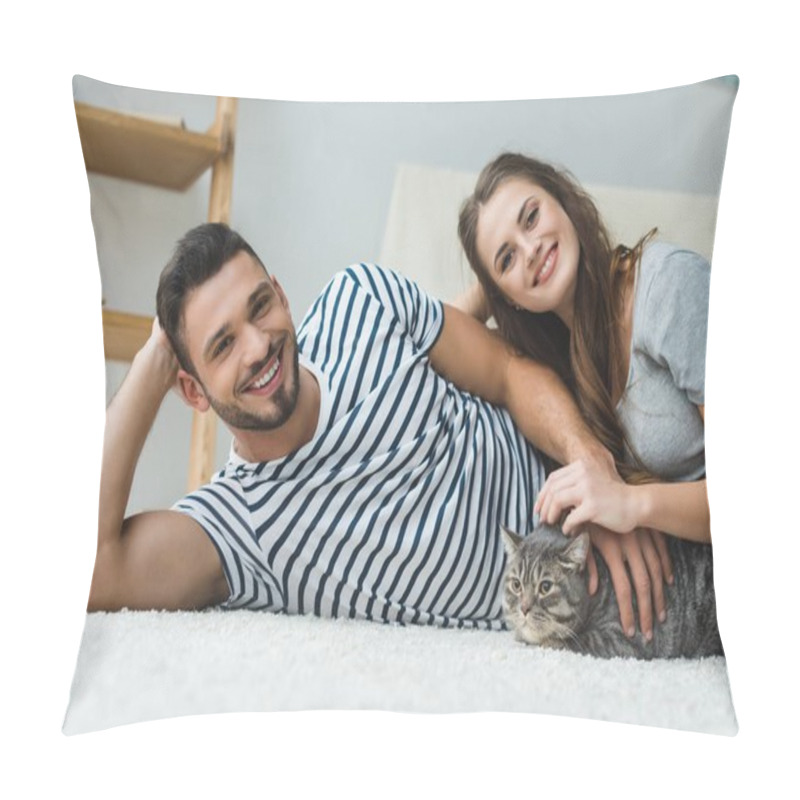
top-left (251, 358), bottom-right (280, 389)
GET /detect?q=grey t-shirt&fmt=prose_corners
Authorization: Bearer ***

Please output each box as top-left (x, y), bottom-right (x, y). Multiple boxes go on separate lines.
top-left (616, 242), bottom-right (709, 481)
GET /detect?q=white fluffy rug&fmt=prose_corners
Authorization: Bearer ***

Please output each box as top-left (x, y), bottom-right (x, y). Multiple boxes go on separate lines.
top-left (63, 610), bottom-right (737, 736)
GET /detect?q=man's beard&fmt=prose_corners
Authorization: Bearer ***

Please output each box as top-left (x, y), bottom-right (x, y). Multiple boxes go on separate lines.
top-left (205, 341), bottom-right (301, 432)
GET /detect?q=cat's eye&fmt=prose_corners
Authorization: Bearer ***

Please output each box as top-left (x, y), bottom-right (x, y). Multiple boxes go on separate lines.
top-left (539, 580), bottom-right (553, 595)
top-left (509, 578), bottom-right (522, 595)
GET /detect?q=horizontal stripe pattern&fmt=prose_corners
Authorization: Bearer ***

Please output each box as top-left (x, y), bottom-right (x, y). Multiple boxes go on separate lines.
top-left (177, 264), bottom-right (544, 626)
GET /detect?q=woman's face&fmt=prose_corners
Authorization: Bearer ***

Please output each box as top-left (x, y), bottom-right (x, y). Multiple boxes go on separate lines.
top-left (476, 177), bottom-right (580, 326)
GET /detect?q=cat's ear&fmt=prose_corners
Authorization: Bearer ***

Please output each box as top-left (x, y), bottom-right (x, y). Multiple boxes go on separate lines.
top-left (560, 532), bottom-right (591, 573)
top-left (499, 524), bottom-right (523, 556)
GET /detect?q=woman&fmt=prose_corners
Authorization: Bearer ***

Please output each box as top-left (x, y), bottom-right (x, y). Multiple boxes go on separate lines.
top-left (457, 152), bottom-right (711, 546)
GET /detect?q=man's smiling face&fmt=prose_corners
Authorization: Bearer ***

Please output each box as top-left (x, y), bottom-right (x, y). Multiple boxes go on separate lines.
top-left (179, 249), bottom-right (301, 432)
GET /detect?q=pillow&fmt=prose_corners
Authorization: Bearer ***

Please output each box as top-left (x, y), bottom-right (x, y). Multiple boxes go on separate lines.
top-left (64, 74), bottom-right (738, 736)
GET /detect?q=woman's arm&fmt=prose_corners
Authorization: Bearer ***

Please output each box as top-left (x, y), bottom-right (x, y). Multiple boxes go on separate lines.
top-left (451, 281), bottom-right (491, 322)
top-left (535, 429), bottom-right (711, 543)
top-left (627, 479), bottom-right (709, 543)
top-left (430, 303), bottom-right (673, 635)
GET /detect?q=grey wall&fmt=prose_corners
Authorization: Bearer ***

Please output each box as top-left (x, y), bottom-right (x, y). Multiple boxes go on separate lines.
top-left (72, 75), bottom-right (736, 512)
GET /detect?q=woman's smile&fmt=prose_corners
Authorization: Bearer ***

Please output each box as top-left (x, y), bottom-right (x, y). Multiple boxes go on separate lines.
top-left (533, 243), bottom-right (558, 287)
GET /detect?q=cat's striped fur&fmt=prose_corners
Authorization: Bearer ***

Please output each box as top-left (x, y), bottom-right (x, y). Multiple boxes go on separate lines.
top-left (501, 524), bottom-right (723, 659)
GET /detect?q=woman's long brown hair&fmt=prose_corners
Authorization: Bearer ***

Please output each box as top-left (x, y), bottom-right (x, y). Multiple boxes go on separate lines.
top-left (458, 153), bottom-right (655, 481)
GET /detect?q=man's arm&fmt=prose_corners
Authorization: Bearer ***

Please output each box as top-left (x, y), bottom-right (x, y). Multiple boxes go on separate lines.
top-left (429, 303), bottom-right (611, 469)
top-left (429, 303), bottom-right (671, 638)
top-left (89, 322), bottom-right (228, 612)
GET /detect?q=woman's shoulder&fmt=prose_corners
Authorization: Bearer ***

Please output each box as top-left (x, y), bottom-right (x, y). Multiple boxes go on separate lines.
top-left (637, 241), bottom-right (710, 307)
top-left (633, 240), bottom-right (710, 354)
top-left (640, 240), bottom-right (710, 277)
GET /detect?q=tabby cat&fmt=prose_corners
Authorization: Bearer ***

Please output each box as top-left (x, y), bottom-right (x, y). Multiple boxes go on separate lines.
top-left (500, 523), bottom-right (723, 659)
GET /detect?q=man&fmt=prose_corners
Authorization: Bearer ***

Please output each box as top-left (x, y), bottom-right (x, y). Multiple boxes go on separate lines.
top-left (90, 224), bottom-right (669, 636)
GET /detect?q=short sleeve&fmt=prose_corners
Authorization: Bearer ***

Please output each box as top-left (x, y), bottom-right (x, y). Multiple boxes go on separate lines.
top-left (173, 477), bottom-right (284, 611)
top-left (367, 264), bottom-right (445, 353)
top-left (302, 263), bottom-right (444, 355)
top-left (639, 245), bottom-right (710, 405)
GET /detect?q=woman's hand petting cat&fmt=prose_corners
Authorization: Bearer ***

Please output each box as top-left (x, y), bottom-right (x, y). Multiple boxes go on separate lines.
top-left (584, 525), bottom-right (673, 641)
top-left (535, 458), bottom-right (641, 535)
top-left (535, 461), bottom-right (674, 638)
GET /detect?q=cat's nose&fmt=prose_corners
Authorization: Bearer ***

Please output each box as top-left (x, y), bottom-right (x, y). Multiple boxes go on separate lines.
top-left (521, 602), bottom-right (531, 615)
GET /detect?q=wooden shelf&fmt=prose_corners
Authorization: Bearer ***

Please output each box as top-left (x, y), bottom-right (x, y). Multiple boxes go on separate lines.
top-left (83, 95), bottom-right (237, 488)
top-left (75, 102), bottom-right (225, 191)
top-left (102, 309), bottom-right (153, 362)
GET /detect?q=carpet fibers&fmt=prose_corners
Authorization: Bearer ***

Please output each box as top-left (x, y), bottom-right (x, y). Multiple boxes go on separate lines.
top-left (63, 609), bottom-right (737, 735)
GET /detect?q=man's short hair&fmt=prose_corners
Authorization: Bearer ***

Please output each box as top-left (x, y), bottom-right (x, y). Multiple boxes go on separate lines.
top-left (156, 223), bottom-right (266, 374)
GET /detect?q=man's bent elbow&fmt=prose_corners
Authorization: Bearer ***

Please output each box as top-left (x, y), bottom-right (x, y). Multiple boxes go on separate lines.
top-left (86, 544), bottom-right (122, 611)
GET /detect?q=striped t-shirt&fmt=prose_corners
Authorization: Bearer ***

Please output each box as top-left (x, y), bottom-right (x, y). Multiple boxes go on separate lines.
top-left (176, 264), bottom-right (544, 628)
